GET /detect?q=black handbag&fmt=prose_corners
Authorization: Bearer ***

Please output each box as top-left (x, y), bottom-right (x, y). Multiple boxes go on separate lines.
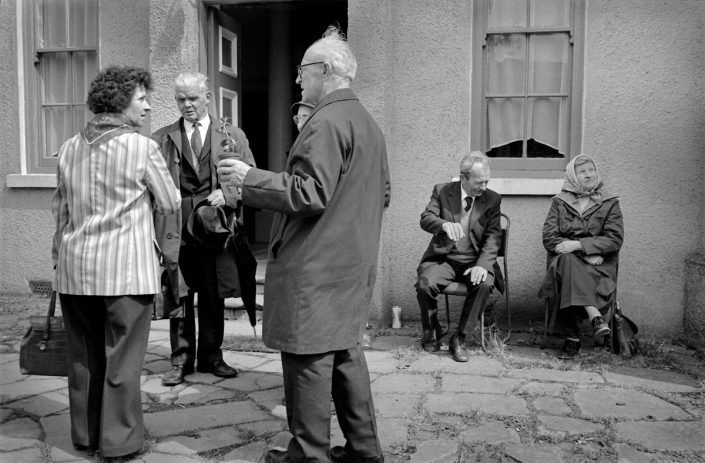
top-left (610, 302), bottom-right (639, 357)
top-left (19, 291), bottom-right (69, 376)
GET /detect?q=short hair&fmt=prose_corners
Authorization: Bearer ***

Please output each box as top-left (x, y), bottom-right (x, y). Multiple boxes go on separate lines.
top-left (460, 151), bottom-right (490, 177)
top-left (174, 72), bottom-right (210, 93)
top-left (308, 25), bottom-right (357, 82)
top-left (86, 66), bottom-right (153, 114)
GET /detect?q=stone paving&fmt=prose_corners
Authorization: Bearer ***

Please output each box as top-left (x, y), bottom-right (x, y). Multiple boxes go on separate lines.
top-left (1, 319), bottom-right (704, 462)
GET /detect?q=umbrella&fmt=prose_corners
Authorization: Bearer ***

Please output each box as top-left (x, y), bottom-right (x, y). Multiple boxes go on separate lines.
top-left (229, 222), bottom-right (259, 339)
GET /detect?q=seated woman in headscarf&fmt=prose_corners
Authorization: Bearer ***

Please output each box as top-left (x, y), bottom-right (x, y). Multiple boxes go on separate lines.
top-left (538, 154), bottom-right (624, 357)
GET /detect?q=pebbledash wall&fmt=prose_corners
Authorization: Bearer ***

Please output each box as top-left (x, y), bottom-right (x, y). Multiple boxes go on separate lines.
top-left (1, 0), bottom-right (703, 339)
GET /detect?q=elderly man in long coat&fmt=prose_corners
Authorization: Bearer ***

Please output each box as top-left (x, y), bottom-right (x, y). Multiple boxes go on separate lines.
top-left (218, 27), bottom-right (390, 463)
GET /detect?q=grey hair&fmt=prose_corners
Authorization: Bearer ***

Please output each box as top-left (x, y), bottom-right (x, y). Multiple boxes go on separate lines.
top-left (460, 151), bottom-right (490, 175)
top-left (174, 72), bottom-right (209, 93)
top-left (308, 25), bottom-right (357, 82)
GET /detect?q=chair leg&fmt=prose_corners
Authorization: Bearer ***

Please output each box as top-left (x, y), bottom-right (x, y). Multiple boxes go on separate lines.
top-left (542, 300), bottom-right (549, 349)
top-left (480, 311), bottom-right (487, 352)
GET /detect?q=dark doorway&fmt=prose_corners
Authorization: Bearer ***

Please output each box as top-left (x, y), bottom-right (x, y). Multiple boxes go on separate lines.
top-left (219, 1), bottom-right (347, 246)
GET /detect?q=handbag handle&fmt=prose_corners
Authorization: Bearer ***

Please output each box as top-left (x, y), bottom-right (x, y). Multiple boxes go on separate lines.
top-left (40, 291), bottom-right (57, 350)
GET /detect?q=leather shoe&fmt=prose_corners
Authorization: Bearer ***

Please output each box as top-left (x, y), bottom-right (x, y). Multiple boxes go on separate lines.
top-left (161, 364), bottom-right (194, 386)
top-left (420, 329), bottom-right (437, 351)
top-left (264, 449), bottom-right (289, 463)
top-left (449, 334), bottom-right (469, 362)
top-left (197, 359), bottom-right (239, 378)
top-left (330, 445), bottom-right (384, 463)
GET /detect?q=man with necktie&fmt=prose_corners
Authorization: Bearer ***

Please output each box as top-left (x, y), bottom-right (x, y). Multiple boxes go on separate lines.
top-left (152, 72), bottom-right (256, 385)
top-left (415, 151), bottom-right (504, 362)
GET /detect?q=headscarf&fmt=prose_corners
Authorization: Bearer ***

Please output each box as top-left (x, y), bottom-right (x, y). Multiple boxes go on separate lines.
top-left (561, 154), bottom-right (604, 203)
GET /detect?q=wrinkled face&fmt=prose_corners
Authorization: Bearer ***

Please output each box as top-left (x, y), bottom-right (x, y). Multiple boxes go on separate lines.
top-left (575, 161), bottom-right (597, 190)
top-left (461, 164), bottom-right (491, 197)
top-left (175, 85), bottom-right (211, 123)
top-left (296, 50), bottom-right (326, 105)
top-left (293, 106), bottom-right (312, 131)
top-left (122, 85), bottom-right (151, 127)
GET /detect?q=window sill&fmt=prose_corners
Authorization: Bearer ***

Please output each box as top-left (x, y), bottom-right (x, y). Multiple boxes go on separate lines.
top-left (491, 178), bottom-right (563, 196)
top-left (6, 174), bottom-right (57, 188)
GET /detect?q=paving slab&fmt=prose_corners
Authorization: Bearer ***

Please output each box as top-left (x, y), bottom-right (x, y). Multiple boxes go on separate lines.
top-left (5, 390), bottom-right (70, 416)
top-left (221, 439), bottom-right (269, 463)
top-left (375, 417), bottom-right (409, 449)
top-left (2, 448), bottom-right (45, 462)
top-left (238, 419), bottom-right (286, 436)
top-left (0, 407), bottom-right (14, 421)
top-left (0, 416), bottom-right (41, 450)
top-left (536, 415), bottom-right (605, 437)
top-left (409, 438), bottom-right (458, 463)
top-left (0, 359), bottom-right (24, 384)
top-left (0, 377), bottom-right (67, 403)
top-left (604, 366), bottom-right (700, 392)
top-left (369, 335), bottom-right (418, 350)
top-left (218, 372), bottom-right (283, 392)
top-left (248, 386), bottom-right (284, 412)
top-left (363, 351), bottom-right (399, 373)
top-left (409, 354), bottom-right (506, 376)
top-left (223, 351), bottom-right (277, 372)
top-left (519, 381), bottom-right (567, 396)
top-left (152, 439), bottom-right (199, 455)
top-left (508, 367), bottom-right (604, 384)
top-left (441, 375), bottom-right (521, 394)
top-left (163, 426), bottom-right (247, 453)
top-left (532, 396), bottom-right (572, 415)
top-left (615, 420), bottom-right (705, 451)
top-left (143, 453), bottom-right (202, 462)
top-left (373, 393), bottom-right (421, 418)
top-left (460, 421), bottom-right (521, 444)
top-left (611, 443), bottom-right (661, 463)
top-left (144, 401), bottom-right (271, 438)
top-left (504, 443), bottom-right (564, 463)
top-left (174, 384), bottom-right (240, 405)
top-left (41, 413), bottom-right (74, 452)
top-left (372, 373), bottom-right (435, 393)
top-left (574, 388), bottom-right (690, 420)
top-left (424, 393), bottom-right (529, 416)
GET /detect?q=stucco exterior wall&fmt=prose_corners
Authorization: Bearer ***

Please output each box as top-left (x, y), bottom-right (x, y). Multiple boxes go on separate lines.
top-left (582, 0), bottom-right (705, 336)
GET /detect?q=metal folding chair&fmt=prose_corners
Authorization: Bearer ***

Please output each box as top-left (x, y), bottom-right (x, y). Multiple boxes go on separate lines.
top-left (442, 213), bottom-right (511, 351)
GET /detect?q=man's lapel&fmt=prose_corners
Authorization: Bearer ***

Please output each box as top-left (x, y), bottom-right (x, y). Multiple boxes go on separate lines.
top-left (469, 192), bottom-right (487, 227)
top-left (448, 182), bottom-right (463, 223)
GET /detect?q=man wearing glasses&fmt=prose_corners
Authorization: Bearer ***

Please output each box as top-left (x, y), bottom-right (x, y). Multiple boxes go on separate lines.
top-left (291, 100), bottom-right (314, 132)
top-left (219, 25), bottom-right (389, 463)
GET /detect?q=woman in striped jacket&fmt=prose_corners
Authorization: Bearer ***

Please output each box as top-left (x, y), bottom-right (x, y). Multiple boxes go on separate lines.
top-left (51, 66), bottom-right (180, 459)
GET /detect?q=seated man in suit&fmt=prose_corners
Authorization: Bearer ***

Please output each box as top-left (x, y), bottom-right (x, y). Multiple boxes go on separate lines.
top-left (415, 151), bottom-right (504, 362)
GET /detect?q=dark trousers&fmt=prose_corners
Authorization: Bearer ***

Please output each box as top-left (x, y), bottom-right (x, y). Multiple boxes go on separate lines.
top-left (281, 347), bottom-right (383, 462)
top-left (416, 259), bottom-right (494, 340)
top-left (60, 294), bottom-right (152, 457)
top-left (170, 245), bottom-right (225, 367)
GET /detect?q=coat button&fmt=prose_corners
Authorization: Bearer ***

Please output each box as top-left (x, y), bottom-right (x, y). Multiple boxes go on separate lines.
top-left (167, 233), bottom-right (173, 239)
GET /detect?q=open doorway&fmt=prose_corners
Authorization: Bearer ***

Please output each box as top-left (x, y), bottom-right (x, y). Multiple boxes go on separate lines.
top-left (210, 1), bottom-right (347, 248)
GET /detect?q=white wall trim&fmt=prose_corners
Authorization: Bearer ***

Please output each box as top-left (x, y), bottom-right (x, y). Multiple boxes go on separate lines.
top-left (16, 0), bottom-right (27, 175)
top-left (6, 174), bottom-right (57, 188)
top-left (491, 178), bottom-right (563, 196)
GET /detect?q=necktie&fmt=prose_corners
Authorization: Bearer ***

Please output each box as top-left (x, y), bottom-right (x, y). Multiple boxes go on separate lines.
top-left (190, 122), bottom-right (202, 172)
top-left (464, 196), bottom-right (474, 213)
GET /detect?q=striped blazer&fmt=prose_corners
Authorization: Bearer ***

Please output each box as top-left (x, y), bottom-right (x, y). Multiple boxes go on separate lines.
top-left (52, 129), bottom-right (181, 296)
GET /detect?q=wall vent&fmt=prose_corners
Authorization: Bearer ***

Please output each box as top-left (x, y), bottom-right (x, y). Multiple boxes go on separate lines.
top-left (28, 280), bottom-right (53, 296)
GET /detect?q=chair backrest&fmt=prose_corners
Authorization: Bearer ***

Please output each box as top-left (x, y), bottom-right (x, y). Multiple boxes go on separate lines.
top-left (498, 213), bottom-right (509, 258)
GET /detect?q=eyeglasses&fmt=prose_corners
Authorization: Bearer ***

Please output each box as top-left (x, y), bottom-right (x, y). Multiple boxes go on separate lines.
top-left (292, 114), bottom-right (309, 126)
top-left (296, 61), bottom-right (325, 78)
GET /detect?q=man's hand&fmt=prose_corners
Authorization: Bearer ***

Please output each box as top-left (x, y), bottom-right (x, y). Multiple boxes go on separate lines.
top-left (555, 240), bottom-right (582, 254)
top-left (217, 159), bottom-right (251, 187)
top-left (442, 222), bottom-right (465, 241)
top-left (584, 254), bottom-right (603, 266)
top-left (463, 266), bottom-right (488, 285)
top-left (207, 189), bottom-right (225, 207)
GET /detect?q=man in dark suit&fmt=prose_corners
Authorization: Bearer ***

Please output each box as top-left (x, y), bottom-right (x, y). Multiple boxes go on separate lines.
top-left (218, 26), bottom-right (389, 463)
top-left (152, 72), bottom-right (256, 386)
top-left (416, 151), bottom-right (503, 362)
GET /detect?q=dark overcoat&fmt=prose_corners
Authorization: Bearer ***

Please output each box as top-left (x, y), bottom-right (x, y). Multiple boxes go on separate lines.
top-left (152, 117), bottom-right (255, 317)
top-left (238, 88), bottom-right (390, 354)
top-left (417, 182), bottom-right (505, 293)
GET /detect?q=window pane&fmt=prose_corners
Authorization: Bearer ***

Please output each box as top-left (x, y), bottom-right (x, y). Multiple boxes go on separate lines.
top-left (487, 34), bottom-right (526, 95)
top-left (488, 0), bottom-right (527, 28)
top-left (68, 0), bottom-right (98, 47)
top-left (73, 51), bottom-right (98, 103)
top-left (487, 97), bottom-right (524, 157)
top-left (530, 34), bottom-right (570, 94)
top-left (42, 52), bottom-right (72, 104)
top-left (44, 107), bottom-right (73, 157)
top-left (528, 97), bottom-right (567, 157)
top-left (222, 37), bottom-right (233, 68)
top-left (222, 96), bottom-right (233, 119)
top-left (530, 0), bottom-right (570, 27)
top-left (41, 0), bottom-right (67, 47)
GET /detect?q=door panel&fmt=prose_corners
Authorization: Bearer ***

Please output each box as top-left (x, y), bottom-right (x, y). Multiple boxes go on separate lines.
top-left (207, 7), bottom-right (241, 127)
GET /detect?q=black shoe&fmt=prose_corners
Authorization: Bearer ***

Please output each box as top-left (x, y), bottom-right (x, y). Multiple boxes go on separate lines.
top-left (330, 446), bottom-right (384, 463)
top-left (197, 359), bottom-right (239, 378)
top-left (264, 449), bottom-right (289, 463)
top-left (449, 334), bottom-right (469, 362)
top-left (73, 444), bottom-right (97, 456)
top-left (591, 316), bottom-right (611, 340)
top-left (161, 364), bottom-right (194, 386)
top-left (558, 337), bottom-right (581, 359)
top-left (420, 329), bottom-right (435, 350)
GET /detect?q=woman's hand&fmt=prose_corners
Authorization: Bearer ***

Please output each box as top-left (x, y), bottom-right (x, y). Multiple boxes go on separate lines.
top-left (555, 240), bottom-right (582, 254)
top-left (584, 254), bottom-right (603, 265)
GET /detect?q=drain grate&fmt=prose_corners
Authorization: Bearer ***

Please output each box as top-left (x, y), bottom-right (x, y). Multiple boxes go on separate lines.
top-left (29, 280), bottom-right (53, 296)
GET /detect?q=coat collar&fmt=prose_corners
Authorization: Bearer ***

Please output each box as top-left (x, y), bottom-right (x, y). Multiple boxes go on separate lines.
top-left (305, 88), bottom-right (358, 124)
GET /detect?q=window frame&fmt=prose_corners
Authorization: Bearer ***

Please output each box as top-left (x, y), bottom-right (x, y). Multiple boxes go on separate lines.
top-left (15, 0), bottom-right (98, 179)
top-left (471, 0), bottom-right (585, 179)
